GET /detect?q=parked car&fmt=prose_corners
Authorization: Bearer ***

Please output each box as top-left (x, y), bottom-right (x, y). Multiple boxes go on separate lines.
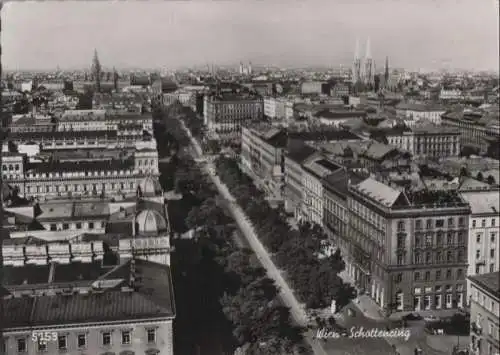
top-left (424, 315), bottom-right (440, 322)
top-left (402, 313), bottom-right (423, 321)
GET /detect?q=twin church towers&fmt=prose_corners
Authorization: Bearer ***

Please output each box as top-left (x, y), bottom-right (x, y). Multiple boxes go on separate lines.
top-left (352, 37), bottom-right (390, 88)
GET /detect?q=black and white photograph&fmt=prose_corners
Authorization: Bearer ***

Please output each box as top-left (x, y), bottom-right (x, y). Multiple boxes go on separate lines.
top-left (0, 1), bottom-right (499, 355)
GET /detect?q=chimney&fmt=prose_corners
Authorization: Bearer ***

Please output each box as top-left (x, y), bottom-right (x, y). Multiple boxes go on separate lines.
top-left (129, 259), bottom-right (136, 287)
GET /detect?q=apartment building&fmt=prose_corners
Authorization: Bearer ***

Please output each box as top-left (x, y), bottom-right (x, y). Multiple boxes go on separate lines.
top-left (312, 109), bottom-right (367, 128)
top-left (1, 259), bottom-right (175, 355)
top-left (469, 272), bottom-right (499, 355)
top-left (2, 149), bottom-right (160, 201)
top-left (347, 179), bottom-right (470, 314)
top-left (240, 125), bottom-right (287, 197)
top-left (283, 145), bottom-right (317, 219)
top-left (58, 110), bottom-right (153, 135)
top-left (263, 96), bottom-right (287, 120)
top-left (9, 114), bottom-right (56, 133)
top-left (203, 94), bottom-right (263, 141)
top-left (440, 88), bottom-right (463, 101)
top-left (442, 109), bottom-right (500, 154)
top-left (460, 191), bottom-right (500, 302)
top-left (395, 102), bottom-right (446, 126)
top-left (301, 81), bottom-right (326, 95)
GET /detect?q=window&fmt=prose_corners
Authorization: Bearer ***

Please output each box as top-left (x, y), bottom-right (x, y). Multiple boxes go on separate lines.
top-left (88, 222), bottom-right (94, 229)
top-left (397, 235), bottom-right (405, 249)
top-left (414, 252), bottom-right (422, 264)
top-left (476, 264), bottom-right (481, 274)
top-left (458, 250), bottom-right (465, 262)
top-left (476, 234), bottom-right (481, 243)
top-left (62, 223), bottom-right (69, 230)
top-left (50, 224), bottom-right (57, 231)
top-left (436, 270), bottom-right (441, 280)
top-left (490, 263), bottom-right (495, 273)
top-left (436, 232), bottom-right (443, 246)
top-left (58, 335), bottom-right (67, 350)
top-left (447, 218), bottom-right (454, 227)
top-left (102, 332), bottom-right (112, 346)
top-left (38, 340), bottom-right (47, 352)
top-left (426, 219), bottom-right (432, 229)
top-left (397, 221), bottom-right (405, 232)
top-left (473, 220), bottom-right (477, 228)
top-left (17, 338), bottom-right (26, 353)
top-left (490, 249), bottom-right (495, 258)
top-left (491, 233), bottom-right (496, 243)
top-left (425, 252), bottom-right (431, 264)
top-left (446, 269), bottom-right (452, 279)
top-left (397, 254), bottom-right (404, 265)
top-left (416, 220), bottom-right (422, 230)
top-left (425, 235), bottom-right (432, 247)
top-left (77, 334), bottom-right (86, 349)
top-left (147, 328), bottom-right (156, 343)
top-left (492, 219), bottom-right (496, 227)
top-left (447, 232), bottom-right (453, 245)
top-left (435, 219), bottom-right (444, 228)
top-left (447, 251), bottom-right (453, 262)
top-left (482, 219), bottom-right (486, 227)
top-left (476, 250), bottom-right (481, 259)
top-left (436, 251), bottom-right (443, 264)
top-left (414, 272), bottom-right (421, 281)
top-left (457, 269), bottom-right (464, 279)
top-left (121, 331), bottom-right (131, 345)
top-left (458, 217), bottom-right (464, 227)
top-left (425, 271), bottom-right (430, 281)
top-left (76, 222), bottom-right (82, 229)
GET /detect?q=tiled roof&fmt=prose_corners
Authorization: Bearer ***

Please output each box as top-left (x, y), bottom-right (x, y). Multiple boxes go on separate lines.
top-left (285, 145), bottom-right (317, 164)
top-left (363, 141), bottom-right (399, 160)
top-left (354, 178), bottom-right (403, 207)
top-left (288, 130), bottom-right (361, 142)
top-left (468, 272), bottom-right (500, 299)
top-left (460, 191), bottom-right (499, 215)
top-left (3, 260), bottom-right (175, 329)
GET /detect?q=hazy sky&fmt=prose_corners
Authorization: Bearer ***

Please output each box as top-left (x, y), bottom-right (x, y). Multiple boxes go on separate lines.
top-left (2, 0), bottom-right (498, 71)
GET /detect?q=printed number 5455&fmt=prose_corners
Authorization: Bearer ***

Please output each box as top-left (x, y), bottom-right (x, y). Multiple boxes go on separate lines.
top-left (32, 332), bottom-right (57, 342)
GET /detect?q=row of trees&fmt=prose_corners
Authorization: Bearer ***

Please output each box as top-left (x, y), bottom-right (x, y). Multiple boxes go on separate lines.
top-left (214, 156), bottom-right (357, 311)
top-left (159, 104), bottom-right (312, 353)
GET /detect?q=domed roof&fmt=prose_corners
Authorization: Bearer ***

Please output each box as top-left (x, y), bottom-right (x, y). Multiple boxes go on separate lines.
top-left (139, 176), bottom-right (162, 197)
top-left (135, 209), bottom-right (167, 234)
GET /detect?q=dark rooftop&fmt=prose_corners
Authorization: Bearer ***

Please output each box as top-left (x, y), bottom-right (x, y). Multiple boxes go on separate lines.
top-left (285, 145), bottom-right (317, 164)
top-left (28, 158), bottom-right (134, 173)
top-left (9, 130), bottom-right (118, 140)
top-left (53, 261), bottom-right (108, 283)
top-left (4, 265), bottom-right (51, 286)
top-left (468, 272), bottom-right (500, 299)
top-left (2, 259), bottom-right (175, 329)
top-left (288, 130), bottom-right (361, 142)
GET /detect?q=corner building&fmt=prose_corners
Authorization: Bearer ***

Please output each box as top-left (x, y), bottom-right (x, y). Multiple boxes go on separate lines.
top-left (347, 178), bottom-right (470, 314)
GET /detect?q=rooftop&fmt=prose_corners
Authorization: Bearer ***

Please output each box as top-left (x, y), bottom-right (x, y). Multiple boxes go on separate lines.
top-left (468, 272), bottom-right (500, 300)
top-left (9, 130), bottom-right (118, 141)
top-left (27, 158), bottom-right (135, 173)
top-left (288, 129), bottom-right (361, 142)
top-left (460, 191), bottom-right (499, 215)
top-left (3, 259), bottom-right (175, 329)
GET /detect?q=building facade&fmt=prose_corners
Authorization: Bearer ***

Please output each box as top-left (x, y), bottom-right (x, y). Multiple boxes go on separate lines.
top-left (240, 125), bottom-right (287, 197)
top-left (203, 94), bottom-right (263, 141)
top-left (468, 272), bottom-right (499, 355)
top-left (347, 178), bottom-right (470, 314)
top-left (460, 191), bottom-right (500, 303)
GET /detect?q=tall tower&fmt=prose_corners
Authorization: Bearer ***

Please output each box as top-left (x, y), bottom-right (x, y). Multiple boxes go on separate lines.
top-left (113, 67), bottom-right (119, 92)
top-left (363, 38), bottom-right (374, 86)
top-left (92, 49), bottom-right (102, 93)
top-left (352, 38), bottom-right (362, 84)
top-left (239, 62), bottom-right (244, 75)
top-left (384, 56), bottom-right (390, 88)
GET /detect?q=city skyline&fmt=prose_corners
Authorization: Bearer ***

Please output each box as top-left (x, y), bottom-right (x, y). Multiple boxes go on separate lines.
top-left (1, 0), bottom-right (498, 72)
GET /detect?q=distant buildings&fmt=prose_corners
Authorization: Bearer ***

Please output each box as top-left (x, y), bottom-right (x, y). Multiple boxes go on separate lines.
top-left (442, 108), bottom-right (500, 155)
top-left (203, 94), bottom-right (263, 141)
top-left (468, 272), bottom-right (499, 355)
top-left (394, 102), bottom-right (446, 126)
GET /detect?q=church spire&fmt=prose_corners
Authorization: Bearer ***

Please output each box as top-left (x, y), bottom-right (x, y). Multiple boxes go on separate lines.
top-left (92, 49), bottom-right (102, 93)
top-left (384, 56), bottom-right (390, 82)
